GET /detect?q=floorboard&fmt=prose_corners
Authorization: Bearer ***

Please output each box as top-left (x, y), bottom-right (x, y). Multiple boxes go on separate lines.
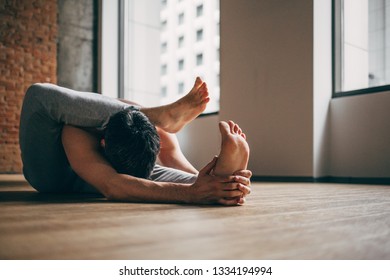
top-left (0, 177), bottom-right (389, 259)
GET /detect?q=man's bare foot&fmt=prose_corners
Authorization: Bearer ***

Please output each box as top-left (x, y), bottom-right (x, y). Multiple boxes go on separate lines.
top-left (213, 121), bottom-right (250, 176)
top-left (141, 77), bottom-right (209, 133)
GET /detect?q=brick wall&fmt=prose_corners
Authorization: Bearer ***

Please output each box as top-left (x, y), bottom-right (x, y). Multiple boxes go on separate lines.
top-left (0, 0), bottom-right (57, 173)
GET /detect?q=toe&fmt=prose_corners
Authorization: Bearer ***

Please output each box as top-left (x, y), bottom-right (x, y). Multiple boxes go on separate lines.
top-left (233, 124), bottom-right (239, 134)
top-left (219, 121), bottom-right (230, 138)
top-left (228, 121), bottom-right (235, 133)
top-left (192, 77), bottom-right (203, 90)
top-left (199, 83), bottom-right (207, 93)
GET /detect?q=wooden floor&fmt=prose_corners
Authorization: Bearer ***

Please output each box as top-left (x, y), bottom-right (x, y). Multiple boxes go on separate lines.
top-left (0, 176), bottom-right (389, 260)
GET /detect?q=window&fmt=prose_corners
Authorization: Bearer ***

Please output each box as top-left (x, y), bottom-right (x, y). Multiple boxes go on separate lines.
top-left (123, 0), bottom-right (220, 113)
top-left (178, 82), bottom-right (185, 94)
top-left (161, 64), bottom-right (167, 75)
top-left (161, 42), bottom-right (167, 53)
top-left (333, 0), bottom-right (390, 97)
top-left (178, 35), bottom-right (184, 48)
top-left (161, 0), bottom-right (167, 8)
top-left (196, 29), bottom-right (203, 41)
top-left (161, 20), bottom-right (167, 31)
top-left (178, 12), bottom-right (184, 25)
top-left (196, 4), bottom-right (203, 17)
top-left (178, 59), bottom-right (184, 71)
top-left (196, 53), bottom-right (203, 66)
top-left (161, 86), bottom-right (167, 97)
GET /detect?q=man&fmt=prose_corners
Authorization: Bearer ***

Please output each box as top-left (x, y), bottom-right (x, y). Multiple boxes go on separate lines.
top-left (19, 78), bottom-right (251, 206)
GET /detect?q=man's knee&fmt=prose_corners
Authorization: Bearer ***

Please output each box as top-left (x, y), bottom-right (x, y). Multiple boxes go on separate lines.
top-left (23, 83), bottom-right (54, 111)
top-left (25, 83), bottom-right (48, 99)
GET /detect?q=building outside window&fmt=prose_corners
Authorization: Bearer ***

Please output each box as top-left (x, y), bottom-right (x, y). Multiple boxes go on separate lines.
top-left (123, 0), bottom-right (220, 112)
top-left (334, 0), bottom-right (390, 97)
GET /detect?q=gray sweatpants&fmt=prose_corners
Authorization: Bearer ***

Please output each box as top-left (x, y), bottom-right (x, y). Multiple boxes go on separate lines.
top-left (19, 83), bottom-right (197, 193)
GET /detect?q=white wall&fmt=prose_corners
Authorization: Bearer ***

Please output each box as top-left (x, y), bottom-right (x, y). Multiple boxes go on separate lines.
top-left (177, 115), bottom-right (219, 170)
top-left (219, 0), bottom-right (314, 177)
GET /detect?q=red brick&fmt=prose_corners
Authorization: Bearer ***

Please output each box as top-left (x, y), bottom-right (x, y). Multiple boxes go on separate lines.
top-left (0, 0), bottom-right (57, 173)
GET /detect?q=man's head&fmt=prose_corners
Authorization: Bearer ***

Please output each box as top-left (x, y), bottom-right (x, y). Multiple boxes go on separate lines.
top-left (103, 108), bottom-right (160, 179)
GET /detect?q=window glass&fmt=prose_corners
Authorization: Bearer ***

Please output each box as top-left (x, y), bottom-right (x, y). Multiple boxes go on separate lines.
top-left (178, 59), bottom-right (184, 71)
top-left (196, 29), bottom-right (203, 41)
top-left (196, 53), bottom-right (203, 66)
top-left (178, 12), bottom-right (184, 25)
top-left (123, 0), bottom-right (220, 112)
top-left (178, 35), bottom-right (184, 48)
top-left (335, 0), bottom-right (390, 93)
top-left (196, 4), bottom-right (203, 17)
top-left (178, 82), bottom-right (185, 94)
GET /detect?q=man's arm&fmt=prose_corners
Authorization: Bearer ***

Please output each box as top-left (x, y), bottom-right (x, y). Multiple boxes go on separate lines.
top-left (61, 125), bottom-right (249, 205)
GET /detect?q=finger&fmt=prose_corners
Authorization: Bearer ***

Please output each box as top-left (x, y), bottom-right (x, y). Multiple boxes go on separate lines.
top-left (222, 183), bottom-right (240, 191)
top-left (211, 174), bottom-right (236, 183)
top-left (233, 169), bottom-right (252, 179)
top-left (233, 175), bottom-right (250, 186)
top-left (221, 184), bottom-right (250, 196)
top-left (218, 198), bottom-right (241, 206)
top-left (221, 181), bottom-right (246, 190)
top-left (199, 156), bottom-right (218, 176)
top-left (220, 190), bottom-right (243, 198)
top-left (237, 184), bottom-right (251, 196)
top-left (238, 197), bottom-right (246, 205)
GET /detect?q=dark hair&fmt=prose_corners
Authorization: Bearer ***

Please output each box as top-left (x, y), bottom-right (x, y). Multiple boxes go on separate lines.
top-left (103, 108), bottom-right (160, 179)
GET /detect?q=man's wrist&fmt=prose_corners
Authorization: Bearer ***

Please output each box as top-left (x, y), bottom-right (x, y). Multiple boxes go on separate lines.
top-left (183, 183), bottom-right (196, 204)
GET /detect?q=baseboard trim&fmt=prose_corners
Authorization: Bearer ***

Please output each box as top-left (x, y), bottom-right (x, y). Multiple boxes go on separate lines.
top-left (252, 176), bottom-right (390, 185)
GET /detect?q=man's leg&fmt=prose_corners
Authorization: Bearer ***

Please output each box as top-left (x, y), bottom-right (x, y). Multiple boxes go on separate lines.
top-left (150, 165), bottom-right (197, 184)
top-left (25, 83), bottom-right (134, 128)
top-left (140, 77), bottom-right (209, 133)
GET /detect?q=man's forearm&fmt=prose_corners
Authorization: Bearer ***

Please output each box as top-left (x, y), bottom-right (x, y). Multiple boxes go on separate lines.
top-left (105, 173), bottom-right (194, 204)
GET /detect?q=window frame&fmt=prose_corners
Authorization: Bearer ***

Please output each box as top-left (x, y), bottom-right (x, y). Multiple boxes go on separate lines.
top-left (332, 0), bottom-right (390, 98)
